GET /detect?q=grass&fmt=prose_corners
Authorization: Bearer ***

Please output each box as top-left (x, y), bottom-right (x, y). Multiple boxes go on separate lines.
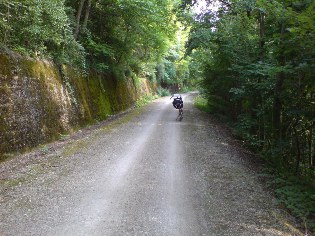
top-left (135, 95), bottom-right (158, 108)
top-left (194, 95), bottom-right (212, 113)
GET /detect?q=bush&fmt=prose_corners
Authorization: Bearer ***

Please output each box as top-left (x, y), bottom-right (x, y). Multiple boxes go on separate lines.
top-left (194, 95), bottom-right (212, 113)
top-left (156, 87), bottom-right (170, 97)
top-left (135, 95), bottom-right (158, 107)
top-left (269, 174), bottom-right (315, 233)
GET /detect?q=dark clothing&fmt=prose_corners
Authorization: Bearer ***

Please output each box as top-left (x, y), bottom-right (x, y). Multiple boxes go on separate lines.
top-left (172, 97), bottom-right (183, 109)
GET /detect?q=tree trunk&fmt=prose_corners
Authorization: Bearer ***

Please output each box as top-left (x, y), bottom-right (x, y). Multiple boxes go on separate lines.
top-left (3, 2), bottom-right (10, 45)
top-left (309, 125), bottom-right (314, 168)
top-left (258, 12), bottom-right (265, 58)
top-left (273, 72), bottom-right (284, 139)
top-left (82, 0), bottom-right (91, 33)
top-left (293, 119), bottom-right (301, 175)
top-left (273, 23), bottom-right (286, 140)
top-left (75, 0), bottom-right (86, 39)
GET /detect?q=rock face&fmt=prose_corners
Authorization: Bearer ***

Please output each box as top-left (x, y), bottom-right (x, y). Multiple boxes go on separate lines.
top-left (0, 52), bottom-right (154, 159)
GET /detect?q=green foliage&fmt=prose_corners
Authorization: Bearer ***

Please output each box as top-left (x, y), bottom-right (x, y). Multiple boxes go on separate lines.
top-left (80, 0), bottom-right (179, 75)
top-left (194, 95), bottom-right (212, 113)
top-left (183, 0), bottom-right (315, 231)
top-left (0, 0), bottom-right (194, 92)
top-left (156, 87), bottom-right (171, 97)
top-left (0, 0), bottom-right (85, 66)
top-left (135, 94), bottom-right (158, 107)
top-left (83, 34), bottom-right (114, 72)
top-left (180, 85), bottom-right (194, 93)
top-left (185, 0), bottom-right (315, 176)
top-left (156, 29), bottom-right (192, 90)
top-left (0, 0), bottom-right (188, 79)
top-left (270, 175), bottom-right (315, 232)
top-left (232, 113), bottom-right (263, 148)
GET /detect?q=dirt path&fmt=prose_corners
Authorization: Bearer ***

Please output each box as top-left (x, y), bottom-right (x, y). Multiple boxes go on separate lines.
top-left (0, 92), bottom-right (303, 235)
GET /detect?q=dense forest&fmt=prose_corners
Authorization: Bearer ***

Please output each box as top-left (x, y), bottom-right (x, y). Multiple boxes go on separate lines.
top-left (0, 0), bottom-right (191, 91)
top-left (0, 0), bottom-right (314, 232)
top-left (182, 0), bottom-right (315, 231)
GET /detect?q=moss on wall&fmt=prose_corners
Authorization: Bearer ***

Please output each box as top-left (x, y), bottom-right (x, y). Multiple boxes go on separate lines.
top-left (0, 52), bottom-right (154, 160)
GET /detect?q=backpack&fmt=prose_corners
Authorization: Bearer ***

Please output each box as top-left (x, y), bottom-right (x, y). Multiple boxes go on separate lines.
top-left (172, 97), bottom-right (183, 109)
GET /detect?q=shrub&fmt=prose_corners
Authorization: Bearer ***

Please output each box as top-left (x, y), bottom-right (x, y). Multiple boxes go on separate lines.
top-left (156, 87), bottom-right (170, 97)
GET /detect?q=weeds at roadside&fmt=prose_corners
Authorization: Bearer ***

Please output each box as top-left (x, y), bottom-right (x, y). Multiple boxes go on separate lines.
top-left (194, 95), bottom-right (315, 235)
top-left (266, 172), bottom-right (315, 234)
top-left (135, 95), bottom-right (158, 107)
top-left (59, 133), bottom-right (70, 142)
top-left (156, 87), bottom-right (170, 97)
top-left (194, 95), bottom-right (212, 113)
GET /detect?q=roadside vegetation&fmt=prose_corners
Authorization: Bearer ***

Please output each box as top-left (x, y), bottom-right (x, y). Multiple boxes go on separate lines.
top-left (0, 0), bottom-right (195, 91)
top-left (135, 95), bottom-right (158, 108)
top-left (187, 0), bottom-right (315, 232)
top-left (195, 92), bottom-right (315, 234)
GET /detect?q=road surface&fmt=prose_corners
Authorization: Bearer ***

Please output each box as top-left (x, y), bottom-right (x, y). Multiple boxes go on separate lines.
top-left (0, 92), bottom-right (302, 235)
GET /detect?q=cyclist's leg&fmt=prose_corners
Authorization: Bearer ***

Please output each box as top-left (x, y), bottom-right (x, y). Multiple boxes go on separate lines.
top-left (176, 109), bottom-right (180, 120)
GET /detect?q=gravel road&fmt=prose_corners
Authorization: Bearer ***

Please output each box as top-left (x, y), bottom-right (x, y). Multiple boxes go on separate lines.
top-left (0, 92), bottom-right (303, 236)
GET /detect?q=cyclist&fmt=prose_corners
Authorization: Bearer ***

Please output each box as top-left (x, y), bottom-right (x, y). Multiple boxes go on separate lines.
top-left (170, 94), bottom-right (183, 120)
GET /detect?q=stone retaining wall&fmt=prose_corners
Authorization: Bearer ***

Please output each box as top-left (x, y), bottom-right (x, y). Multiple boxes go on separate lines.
top-left (0, 52), bottom-right (154, 159)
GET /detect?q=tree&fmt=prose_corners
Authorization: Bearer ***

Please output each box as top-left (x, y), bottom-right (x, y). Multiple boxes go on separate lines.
top-left (183, 0), bottom-right (315, 175)
top-left (181, 1), bottom-right (315, 230)
top-left (0, 0), bottom-right (85, 65)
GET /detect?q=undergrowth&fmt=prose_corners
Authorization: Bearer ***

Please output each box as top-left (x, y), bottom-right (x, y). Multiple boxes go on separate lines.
top-left (194, 93), bottom-right (315, 235)
top-left (156, 87), bottom-right (170, 97)
top-left (135, 95), bottom-right (158, 107)
top-left (266, 171), bottom-right (315, 234)
top-left (194, 95), bottom-right (212, 113)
